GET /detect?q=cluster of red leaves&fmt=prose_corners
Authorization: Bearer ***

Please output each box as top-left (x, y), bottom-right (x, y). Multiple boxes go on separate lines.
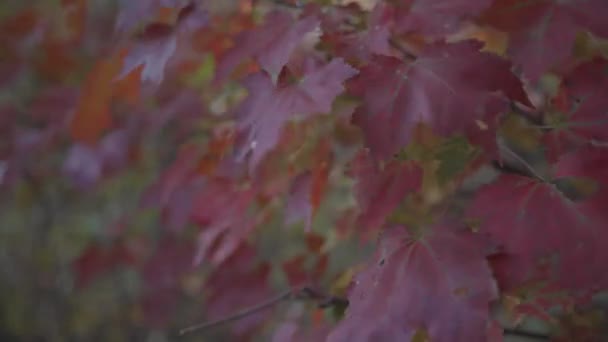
top-left (3, 0), bottom-right (608, 341)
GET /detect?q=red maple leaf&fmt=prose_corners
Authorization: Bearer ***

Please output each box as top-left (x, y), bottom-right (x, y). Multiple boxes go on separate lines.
top-left (311, 3), bottom-right (393, 62)
top-left (396, 0), bottom-right (494, 35)
top-left (351, 41), bottom-right (530, 160)
top-left (115, 0), bottom-right (196, 34)
top-left (349, 150), bottom-right (422, 233)
top-left (190, 178), bottom-right (256, 266)
top-left (117, 2), bottom-right (208, 84)
top-left (543, 59), bottom-right (608, 160)
top-left (467, 163), bottom-right (608, 294)
top-left (554, 145), bottom-right (608, 187)
top-left (328, 224), bottom-right (498, 342)
top-left (553, 147), bottom-right (608, 291)
top-left (215, 11), bottom-right (319, 81)
top-left (481, 0), bottom-right (608, 81)
top-left (233, 58), bottom-right (357, 172)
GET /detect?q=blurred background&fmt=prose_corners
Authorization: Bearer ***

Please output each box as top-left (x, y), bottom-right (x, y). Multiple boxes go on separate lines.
top-left (0, 1), bottom-right (376, 341)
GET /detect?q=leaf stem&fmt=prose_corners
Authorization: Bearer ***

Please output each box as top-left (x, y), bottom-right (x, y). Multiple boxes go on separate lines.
top-left (509, 101), bottom-right (543, 125)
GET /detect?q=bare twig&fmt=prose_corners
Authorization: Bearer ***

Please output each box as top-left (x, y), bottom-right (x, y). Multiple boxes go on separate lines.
top-left (179, 289), bottom-right (293, 335)
top-left (180, 284), bottom-right (552, 340)
top-left (296, 286), bottom-right (349, 308)
top-left (178, 286), bottom-right (348, 336)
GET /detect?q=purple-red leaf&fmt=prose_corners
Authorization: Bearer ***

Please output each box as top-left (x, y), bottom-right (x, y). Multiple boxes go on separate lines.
top-left (481, 0), bottom-right (608, 81)
top-left (233, 58), bottom-right (357, 172)
top-left (285, 171), bottom-right (314, 231)
top-left (328, 224), bottom-right (498, 342)
top-left (216, 11), bottom-right (319, 81)
top-left (544, 59), bottom-right (608, 159)
top-left (117, 2), bottom-right (208, 84)
top-left (467, 168), bottom-right (608, 294)
top-left (352, 41), bottom-right (529, 160)
top-left (350, 150), bottom-right (422, 233)
top-left (397, 0), bottom-right (494, 35)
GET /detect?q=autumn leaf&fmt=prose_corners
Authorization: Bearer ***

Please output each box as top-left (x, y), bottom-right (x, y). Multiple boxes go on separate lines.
top-left (349, 149), bottom-right (422, 233)
top-left (70, 56), bottom-right (121, 144)
top-left (312, 3), bottom-right (392, 62)
top-left (215, 10), bottom-right (319, 82)
top-left (481, 0), bottom-right (608, 81)
top-left (351, 41), bottom-right (530, 160)
top-left (328, 224), bottom-right (498, 342)
top-left (233, 58), bottom-right (357, 172)
top-left (396, 0), bottom-right (494, 36)
top-left (467, 168), bottom-right (608, 294)
top-left (543, 59), bottom-right (608, 160)
top-left (117, 2), bottom-right (208, 84)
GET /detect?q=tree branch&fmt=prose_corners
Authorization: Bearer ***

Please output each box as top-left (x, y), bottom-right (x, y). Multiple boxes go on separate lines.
top-left (178, 286), bottom-right (348, 336)
top-left (179, 284), bottom-right (552, 340)
top-left (179, 289), bottom-right (292, 335)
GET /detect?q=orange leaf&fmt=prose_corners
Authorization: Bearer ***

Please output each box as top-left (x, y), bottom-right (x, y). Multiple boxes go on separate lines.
top-left (70, 56), bottom-right (121, 144)
top-left (113, 66), bottom-right (142, 105)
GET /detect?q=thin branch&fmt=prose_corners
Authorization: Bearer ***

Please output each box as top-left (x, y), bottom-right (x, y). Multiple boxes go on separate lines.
top-left (179, 289), bottom-right (293, 335)
top-left (178, 286), bottom-right (349, 336)
top-left (180, 284), bottom-right (553, 340)
top-left (297, 286), bottom-right (350, 308)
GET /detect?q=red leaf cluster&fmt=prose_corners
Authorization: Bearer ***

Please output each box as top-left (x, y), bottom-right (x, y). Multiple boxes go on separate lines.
top-left (6, 0), bottom-right (608, 340)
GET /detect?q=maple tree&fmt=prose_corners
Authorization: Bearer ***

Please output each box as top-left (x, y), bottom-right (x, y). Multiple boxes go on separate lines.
top-left (1, 0), bottom-right (608, 341)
